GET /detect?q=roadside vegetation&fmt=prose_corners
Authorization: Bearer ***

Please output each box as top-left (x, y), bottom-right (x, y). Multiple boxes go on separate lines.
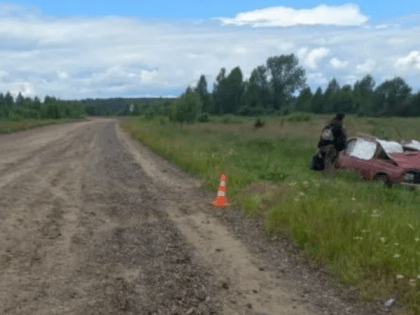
top-left (0, 92), bottom-right (87, 134)
top-left (0, 118), bottom-right (87, 134)
top-left (120, 114), bottom-right (420, 315)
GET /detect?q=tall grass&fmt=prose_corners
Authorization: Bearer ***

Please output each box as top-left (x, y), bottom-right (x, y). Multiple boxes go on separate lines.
top-left (120, 115), bottom-right (420, 314)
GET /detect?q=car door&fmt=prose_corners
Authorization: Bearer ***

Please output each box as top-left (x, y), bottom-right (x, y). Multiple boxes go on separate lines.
top-left (339, 138), bottom-right (377, 179)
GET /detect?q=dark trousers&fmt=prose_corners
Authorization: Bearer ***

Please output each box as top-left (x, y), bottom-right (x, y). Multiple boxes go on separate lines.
top-left (318, 144), bottom-right (339, 173)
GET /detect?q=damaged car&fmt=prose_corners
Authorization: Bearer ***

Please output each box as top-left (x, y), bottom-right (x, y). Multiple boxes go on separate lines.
top-left (338, 135), bottom-right (420, 188)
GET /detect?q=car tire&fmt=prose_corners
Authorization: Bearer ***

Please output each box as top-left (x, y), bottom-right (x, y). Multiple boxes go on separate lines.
top-left (374, 174), bottom-right (392, 188)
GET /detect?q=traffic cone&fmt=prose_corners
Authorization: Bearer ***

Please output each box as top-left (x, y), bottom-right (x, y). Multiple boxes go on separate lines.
top-left (212, 173), bottom-right (230, 208)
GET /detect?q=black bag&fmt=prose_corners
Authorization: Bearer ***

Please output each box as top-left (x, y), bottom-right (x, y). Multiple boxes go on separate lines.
top-left (310, 153), bottom-right (325, 171)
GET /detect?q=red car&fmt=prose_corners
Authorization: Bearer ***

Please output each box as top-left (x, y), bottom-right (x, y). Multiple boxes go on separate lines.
top-left (338, 136), bottom-right (420, 188)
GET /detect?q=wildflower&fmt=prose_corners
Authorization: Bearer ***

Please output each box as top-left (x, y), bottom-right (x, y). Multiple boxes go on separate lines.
top-left (394, 254), bottom-right (400, 258)
top-left (294, 198), bottom-right (300, 202)
top-left (289, 182), bottom-right (297, 187)
top-left (408, 224), bottom-right (415, 230)
top-left (351, 197), bottom-right (356, 201)
top-left (354, 236), bottom-right (363, 240)
top-left (380, 237), bottom-right (385, 242)
top-left (303, 181), bottom-right (309, 186)
top-left (415, 238), bottom-right (419, 242)
top-left (418, 275), bottom-right (420, 279)
top-left (395, 243), bottom-right (399, 246)
top-left (410, 279), bottom-right (416, 287)
top-left (371, 210), bottom-right (380, 217)
top-left (299, 192), bottom-right (305, 196)
top-left (361, 229), bottom-right (370, 233)
top-left (397, 275), bottom-right (404, 279)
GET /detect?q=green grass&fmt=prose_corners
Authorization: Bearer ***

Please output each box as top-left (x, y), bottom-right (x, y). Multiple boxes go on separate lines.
top-left (0, 117), bottom-right (87, 134)
top-left (120, 114), bottom-right (420, 314)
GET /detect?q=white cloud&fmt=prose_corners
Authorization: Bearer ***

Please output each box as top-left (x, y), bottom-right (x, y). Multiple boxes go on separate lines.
top-left (375, 24), bottom-right (401, 29)
top-left (0, 4), bottom-right (418, 99)
top-left (298, 47), bottom-right (330, 69)
top-left (330, 57), bottom-right (348, 69)
top-left (395, 51), bottom-right (420, 71)
top-left (356, 59), bottom-right (377, 73)
top-left (216, 4), bottom-right (369, 27)
top-left (57, 71), bottom-right (69, 80)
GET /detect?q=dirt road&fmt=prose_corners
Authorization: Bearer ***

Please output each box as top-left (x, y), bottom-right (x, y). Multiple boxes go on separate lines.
top-left (0, 119), bottom-right (397, 315)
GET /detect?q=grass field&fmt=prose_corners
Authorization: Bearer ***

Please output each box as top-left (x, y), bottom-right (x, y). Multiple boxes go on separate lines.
top-left (0, 117), bottom-right (88, 134)
top-left (120, 113), bottom-right (420, 314)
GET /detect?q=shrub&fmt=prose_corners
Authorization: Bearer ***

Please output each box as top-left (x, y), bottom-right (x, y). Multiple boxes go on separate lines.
top-left (145, 111), bottom-right (155, 120)
top-left (222, 115), bottom-right (232, 124)
top-left (8, 107), bottom-right (40, 120)
top-left (254, 117), bottom-right (266, 128)
top-left (198, 112), bottom-right (210, 122)
top-left (279, 108), bottom-right (290, 116)
top-left (171, 92), bottom-right (203, 128)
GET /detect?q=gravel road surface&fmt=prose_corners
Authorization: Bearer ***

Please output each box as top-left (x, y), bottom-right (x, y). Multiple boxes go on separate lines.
top-left (0, 118), bottom-right (401, 315)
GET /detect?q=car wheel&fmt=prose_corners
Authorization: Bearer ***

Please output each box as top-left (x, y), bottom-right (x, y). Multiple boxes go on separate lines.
top-left (374, 174), bottom-right (392, 188)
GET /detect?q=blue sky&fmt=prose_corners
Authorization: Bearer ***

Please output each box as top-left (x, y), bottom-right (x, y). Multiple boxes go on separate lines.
top-left (11, 0), bottom-right (420, 19)
top-left (0, 1), bottom-right (419, 99)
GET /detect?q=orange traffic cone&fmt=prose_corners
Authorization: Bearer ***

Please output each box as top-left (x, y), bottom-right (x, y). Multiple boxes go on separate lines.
top-left (212, 173), bottom-right (230, 208)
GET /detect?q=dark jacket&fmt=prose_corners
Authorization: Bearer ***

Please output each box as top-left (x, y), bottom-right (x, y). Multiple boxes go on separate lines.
top-left (317, 119), bottom-right (347, 152)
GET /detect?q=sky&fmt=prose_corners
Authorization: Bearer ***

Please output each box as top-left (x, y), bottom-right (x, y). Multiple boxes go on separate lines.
top-left (0, 1), bottom-right (419, 100)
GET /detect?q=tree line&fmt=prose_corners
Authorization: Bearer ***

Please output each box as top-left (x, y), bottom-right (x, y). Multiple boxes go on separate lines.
top-left (183, 53), bottom-right (420, 118)
top-left (0, 92), bottom-right (85, 120)
top-left (83, 97), bottom-right (176, 117)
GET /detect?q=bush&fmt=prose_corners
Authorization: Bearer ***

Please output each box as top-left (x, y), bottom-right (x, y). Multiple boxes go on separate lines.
top-left (145, 111), bottom-right (155, 120)
top-left (279, 108), bottom-right (290, 116)
top-left (254, 117), bottom-right (266, 128)
top-left (222, 115), bottom-right (232, 124)
top-left (171, 92), bottom-right (203, 128)
top-left (8, 107), bottom-right (40, 119)
top-left (287, 113), bottom-right (312, 122)
top-left (197, 112), bottom-right (210, 122)
top-left (159, 117), bottom-right (166, 125)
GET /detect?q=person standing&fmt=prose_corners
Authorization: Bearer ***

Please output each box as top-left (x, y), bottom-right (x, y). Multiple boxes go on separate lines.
top-left (316, 113), bottom-right (347, 173)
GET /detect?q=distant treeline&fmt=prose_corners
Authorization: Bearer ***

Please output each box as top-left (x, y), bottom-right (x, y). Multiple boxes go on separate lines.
top-left (82, 97), bottom-right (176, 116)
top-left (0, 93), bottom-right (85, 120)
top-left (187, 53), bottom-right (420, 117)
top-left (1, 53), bottom-right (419, 121)
top-left (0, 92), bottom-right (177, 120)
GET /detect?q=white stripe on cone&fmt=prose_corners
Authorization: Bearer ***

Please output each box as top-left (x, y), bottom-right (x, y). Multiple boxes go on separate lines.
top-left (220, 181), bottom-right (226, 186)
top-left (217, 191), bottom-right (225, 196)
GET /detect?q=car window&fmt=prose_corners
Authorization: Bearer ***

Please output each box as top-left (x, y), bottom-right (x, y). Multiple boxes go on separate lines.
top-left (377, 140), bottom-right (404, 155)
top-left (349, 139), bottom-right (377, 160)
top-left (345, 140), bottom-right (357, 155)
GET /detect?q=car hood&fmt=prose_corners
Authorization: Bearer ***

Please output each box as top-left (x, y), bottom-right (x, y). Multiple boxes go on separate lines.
top-left (389, 153), bottom-right (420, 169)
